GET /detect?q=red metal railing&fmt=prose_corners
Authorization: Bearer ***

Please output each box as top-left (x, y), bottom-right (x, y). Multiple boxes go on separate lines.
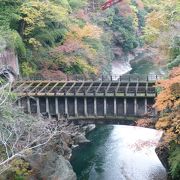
top-left (101, 0), bottom-right (122, 10)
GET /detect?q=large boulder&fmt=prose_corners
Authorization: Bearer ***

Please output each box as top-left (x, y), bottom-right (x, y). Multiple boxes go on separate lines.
top-left (84, 124), bottom-right (96, 133)
top-left (73, 133), bottom-right (90, 144)
top-left (28, 151), bottom-right (77, 180)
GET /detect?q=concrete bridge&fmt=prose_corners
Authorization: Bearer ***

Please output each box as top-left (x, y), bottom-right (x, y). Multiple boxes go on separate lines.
top-left (12, 74), bottom-right (160, 124)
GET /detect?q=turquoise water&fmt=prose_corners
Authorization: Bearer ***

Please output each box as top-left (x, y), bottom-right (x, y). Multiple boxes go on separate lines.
top-left (130, 60), bottom-right (167, 75)
top-left (70, 125), bottom-right (166, 180)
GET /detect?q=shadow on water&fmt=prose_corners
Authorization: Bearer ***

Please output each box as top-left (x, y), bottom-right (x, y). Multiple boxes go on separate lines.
top-left (70, 125), bottom-right (114, 180)
top-left (130, 59), bottom-right (167, 75)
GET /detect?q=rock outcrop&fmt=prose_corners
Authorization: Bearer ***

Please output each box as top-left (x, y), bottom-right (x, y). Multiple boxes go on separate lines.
top-left (28, 151), bottom-right (77, 180)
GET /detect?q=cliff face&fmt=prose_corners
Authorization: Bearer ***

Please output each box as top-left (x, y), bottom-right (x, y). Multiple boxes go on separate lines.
top-left (0, 50), bottom-right (19, 75)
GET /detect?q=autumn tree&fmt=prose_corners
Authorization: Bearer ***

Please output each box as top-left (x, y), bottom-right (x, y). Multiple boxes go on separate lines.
top-left (155, 67), bottom-right (180, 179)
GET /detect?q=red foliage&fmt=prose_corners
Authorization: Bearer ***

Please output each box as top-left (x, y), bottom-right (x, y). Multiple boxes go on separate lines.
top-left (38, 69), bottom-right (67, 80)
top-left (118, 0), bottom-right (132, 16)
top-left (135, 118), bottom-right (155, 128)
top-left (54, 40), bottom-right (82, 53)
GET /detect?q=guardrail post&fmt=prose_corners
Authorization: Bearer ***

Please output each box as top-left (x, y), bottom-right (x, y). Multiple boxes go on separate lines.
top-left (101, 75), bottom-right (104, 81)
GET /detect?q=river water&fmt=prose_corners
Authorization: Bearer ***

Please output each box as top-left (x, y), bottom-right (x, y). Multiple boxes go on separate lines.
top-left (71, 59), bottom-right (167, 180)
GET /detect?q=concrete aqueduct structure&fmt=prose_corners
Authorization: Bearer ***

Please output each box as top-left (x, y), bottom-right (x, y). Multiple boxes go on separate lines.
top-left (12, 75), bottom-right (161, 125)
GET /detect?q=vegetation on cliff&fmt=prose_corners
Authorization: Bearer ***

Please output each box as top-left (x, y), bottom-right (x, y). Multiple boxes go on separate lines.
top-left (0, 78), bottom-right (60, 178)
top-left (142, 0), bottom-right (180, 67)
top-left (155, 67), bottom-right (180, 179)
top-left (0, 0), bottom-right (110, 78)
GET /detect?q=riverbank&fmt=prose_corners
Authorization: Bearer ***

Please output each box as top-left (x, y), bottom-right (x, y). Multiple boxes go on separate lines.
top-left (0, 118), bottom-right (95, 180)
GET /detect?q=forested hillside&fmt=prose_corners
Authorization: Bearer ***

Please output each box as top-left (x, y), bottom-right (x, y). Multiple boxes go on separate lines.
top-left (0, 0), bottom-right (110, 78)
top-left (0, 0), bottom-right (179, 77)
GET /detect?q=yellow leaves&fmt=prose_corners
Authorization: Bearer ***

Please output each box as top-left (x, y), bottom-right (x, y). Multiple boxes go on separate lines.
top-left (68, 23), bottom-right (102, 40)
top-left (21, 62), bottom-right (35, 77)
top-left (20, 0), bottom-right (68, 35)
top-left (142, 24), bottom-right (160, 43)
top-left (28, 38), bottom-right (41, 48)
top-left (155, 116), bottom-right (171, 130)
top-left (143, 0), bottom-right (179, 44)
top-left (146, 11), bottom-right (168, 30)
top-left (10, 158), bottom-right (32, 177)
top-left (143, 10), bottom-right (168, 43)
top-left (75, 57), bottom-right (98, 74)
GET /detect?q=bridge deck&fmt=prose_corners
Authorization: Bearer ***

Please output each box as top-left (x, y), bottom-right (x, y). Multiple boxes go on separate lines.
top-left (13, 80), bottom-right (156, 97)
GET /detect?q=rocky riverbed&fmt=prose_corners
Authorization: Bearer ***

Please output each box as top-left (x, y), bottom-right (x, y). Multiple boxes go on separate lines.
top-left (30, 122), bottom-right (95, 180)
top-left (1, 120), bottom-right (95, 180)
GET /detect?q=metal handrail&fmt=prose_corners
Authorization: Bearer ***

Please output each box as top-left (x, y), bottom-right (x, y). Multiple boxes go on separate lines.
top-left (17, 74), bottom-right (164, 82)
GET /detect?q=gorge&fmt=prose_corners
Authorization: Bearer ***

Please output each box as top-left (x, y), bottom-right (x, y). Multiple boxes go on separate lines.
top-left (70, 57), bottom-right (168, 180)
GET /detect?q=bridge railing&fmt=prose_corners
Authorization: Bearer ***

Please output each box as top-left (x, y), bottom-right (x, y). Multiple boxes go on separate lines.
top-left (17, 74), bottom-right (164, 82)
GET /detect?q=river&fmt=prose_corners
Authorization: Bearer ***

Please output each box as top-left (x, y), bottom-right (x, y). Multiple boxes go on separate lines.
top-left (70, 59), bottom-right (167, 180)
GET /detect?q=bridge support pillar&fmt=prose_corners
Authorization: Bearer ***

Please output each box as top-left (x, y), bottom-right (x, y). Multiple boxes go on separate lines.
top-left (74, 97), bottom-right (78, 117)
top-left (104, 98), bottom-right (107, 116)
top-left (145, 98), bottom-right (147, 114)
top-left (27, 97), bottom-right (31, 114)
top-left (114, 98), bottom-right (117, 116)
top-left (84, 98), bottom-right (87, 116)
top-left (65, 97), bottom-right (68, 117)
top-left (36, 98), bottom-right (40, 115)
top-left (18, 99), bottom-right (21, 107)
top-left (55, 97), bottom-right (59, 119)
top-left (94, 97), bottom-right (97, 116)
top-left (134, 98), bottom-right (137, 115)
top-left (46, 97), bottom-right (50, 118)
top-left (124, 98), bottom-right (127, 115)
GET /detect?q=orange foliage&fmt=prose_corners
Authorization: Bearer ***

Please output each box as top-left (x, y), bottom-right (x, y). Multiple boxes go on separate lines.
top-left (155, 67), bottom-right (180, 144)
top-left (135, 118), bottom-right (155, 128)
top-left (154, 67), bottom-right (180, 111)
top-left (118, 0), bottom-right (132, 17)
top-left (68, 23), bottom-right (102, 40)
top-left (53, 23), bottom-right (103, 64)
top-left (74, 10), bottom-right (89, 21)
top-left (135, 0), bottom-right (144, 9)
